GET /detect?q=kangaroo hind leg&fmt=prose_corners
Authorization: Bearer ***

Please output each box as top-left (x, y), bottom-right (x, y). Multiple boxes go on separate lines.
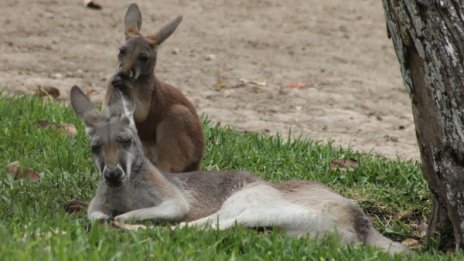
top-left (182, 183), bottom-right (322, 233)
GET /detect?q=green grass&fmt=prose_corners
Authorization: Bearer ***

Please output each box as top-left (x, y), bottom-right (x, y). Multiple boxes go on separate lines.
top-left (0, 94), bottom-right (461, 260)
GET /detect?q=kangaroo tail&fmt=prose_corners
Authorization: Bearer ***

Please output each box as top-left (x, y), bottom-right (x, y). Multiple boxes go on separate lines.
top-left (365, 228), bottom-right (408, 254)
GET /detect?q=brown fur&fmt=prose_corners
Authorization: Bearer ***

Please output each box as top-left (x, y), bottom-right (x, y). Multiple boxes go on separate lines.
top-left (104, 3), bottom-right (204, 173)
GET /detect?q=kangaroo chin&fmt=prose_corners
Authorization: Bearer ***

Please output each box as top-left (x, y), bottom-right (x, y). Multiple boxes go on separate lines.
top-left (70, 85), bottom-right (408, 255)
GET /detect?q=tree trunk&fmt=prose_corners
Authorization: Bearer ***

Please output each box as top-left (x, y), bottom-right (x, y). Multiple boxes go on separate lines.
top-left (381, 0), bottom-right (464, 250)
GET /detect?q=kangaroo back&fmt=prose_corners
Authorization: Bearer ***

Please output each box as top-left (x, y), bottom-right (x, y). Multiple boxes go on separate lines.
top-left (168, 171), bottom-right (259, 221)
top-left (104, 3), bottom-right (204, 173)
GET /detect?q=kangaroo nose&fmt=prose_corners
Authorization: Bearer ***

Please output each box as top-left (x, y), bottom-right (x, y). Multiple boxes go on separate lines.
top-left (116, 69), bottom-right (130, 79)
top-left (117, 69), bottom-right (129, 78)
top-left (117, 65), bottom-right (137, 79)
top-left (103, 166), bottom-right (124, 184)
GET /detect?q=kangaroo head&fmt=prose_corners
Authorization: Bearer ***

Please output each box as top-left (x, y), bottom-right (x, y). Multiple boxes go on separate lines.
top-left (115, 3), bottom-right (183, 81)
top-left (70, 86), bottom-right (145, 186)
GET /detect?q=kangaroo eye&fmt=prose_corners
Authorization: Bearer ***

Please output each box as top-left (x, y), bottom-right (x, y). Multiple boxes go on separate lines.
top-left (91, 144), bottom-right (101, 154)
top-left (139, 54), bottom-right (149, 62)
top-left (118, 48), bottom-right (126, 57)
top-left (119, 137), bottom-right (132, 146)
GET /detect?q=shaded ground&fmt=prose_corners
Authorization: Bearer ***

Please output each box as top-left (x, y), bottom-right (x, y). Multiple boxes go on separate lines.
top-left (0, 0), bottom-right (418, 160)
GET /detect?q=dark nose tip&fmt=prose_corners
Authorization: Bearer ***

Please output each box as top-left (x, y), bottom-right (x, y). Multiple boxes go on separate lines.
top-left (103, 167), bottom-right (123, 184)
top-left (116, 70), bottom-right (130, 79)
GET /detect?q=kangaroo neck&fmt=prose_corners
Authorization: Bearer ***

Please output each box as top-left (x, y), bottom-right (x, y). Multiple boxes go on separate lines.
top-left (139, 73), bottom-right (164, 109)
top-left (149, 75), bottom-right (164, 113)
top-left (139, 158), bottom-right (182, 195)
top-left (130, 73), bottom-right (161, 123)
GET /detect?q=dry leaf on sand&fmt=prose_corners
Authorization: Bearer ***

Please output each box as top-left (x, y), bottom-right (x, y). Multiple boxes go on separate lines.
top-left (83, 87), bottom-right (96, 96)
top-left (285, 82), bottom-right (307, 89)
top-left (35, 86), bottom-right (60, 99)
top-left (83, 0), bottom-right (102, 10)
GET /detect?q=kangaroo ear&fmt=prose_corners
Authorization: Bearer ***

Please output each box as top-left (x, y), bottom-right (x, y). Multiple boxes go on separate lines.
top-left (124, 3), bottom-right (142, 38)
top-left (147, 15), bottom-right (183, 47)
top-left (108, 90), bottom-right (136, 130)
top-left (70, 86), bottom-right (100, 134)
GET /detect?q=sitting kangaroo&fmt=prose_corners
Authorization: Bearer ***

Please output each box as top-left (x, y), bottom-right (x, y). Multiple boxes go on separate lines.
top-left (70, 86), bottom-right (407, 255)
top-left (104, 3), bottom-right (204, 172)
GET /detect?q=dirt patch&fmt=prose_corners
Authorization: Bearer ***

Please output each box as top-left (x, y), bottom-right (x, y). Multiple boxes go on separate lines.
top-left (0, 0), bottom-right (419, 161)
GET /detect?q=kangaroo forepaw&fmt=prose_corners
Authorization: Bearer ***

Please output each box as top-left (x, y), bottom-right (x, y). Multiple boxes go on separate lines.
top-left (88, 211), bottom-right (110, 222)
top-left (114, 213), bottom-right (135, 222)
top-left (111, 75), bottom-right (129, 91)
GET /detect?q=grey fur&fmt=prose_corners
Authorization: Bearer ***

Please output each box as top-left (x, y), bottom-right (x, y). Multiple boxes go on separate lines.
top-left (168, 171), bottom-right (258, 221)
top-left (70, 85), bottom-right (407, 255)
top-left (124, 3), bottom-right (142, 34)
top-left (152, 15), bottom-right (183, 45)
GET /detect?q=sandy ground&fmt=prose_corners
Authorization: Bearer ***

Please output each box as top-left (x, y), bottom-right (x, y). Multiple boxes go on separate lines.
top-left (0, 0), bottom-right (419, 161)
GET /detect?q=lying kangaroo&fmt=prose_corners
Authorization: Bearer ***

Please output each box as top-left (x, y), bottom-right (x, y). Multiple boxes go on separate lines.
top-left (70, 86), bottom-right (407, 255)
top-left (104, 3), bottom-right (204, 172)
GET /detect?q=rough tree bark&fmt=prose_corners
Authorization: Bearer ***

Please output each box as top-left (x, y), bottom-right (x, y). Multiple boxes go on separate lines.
top-left (381, 0), bottom-right (464, 250)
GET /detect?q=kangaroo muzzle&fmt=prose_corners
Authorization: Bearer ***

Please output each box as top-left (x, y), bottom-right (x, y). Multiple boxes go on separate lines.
top-left (111, 69), bottom-right (134, 91)
top-left (102, 165), bottom-right (125, 185)
top-left (116, 66), bottom-right (139, 80)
